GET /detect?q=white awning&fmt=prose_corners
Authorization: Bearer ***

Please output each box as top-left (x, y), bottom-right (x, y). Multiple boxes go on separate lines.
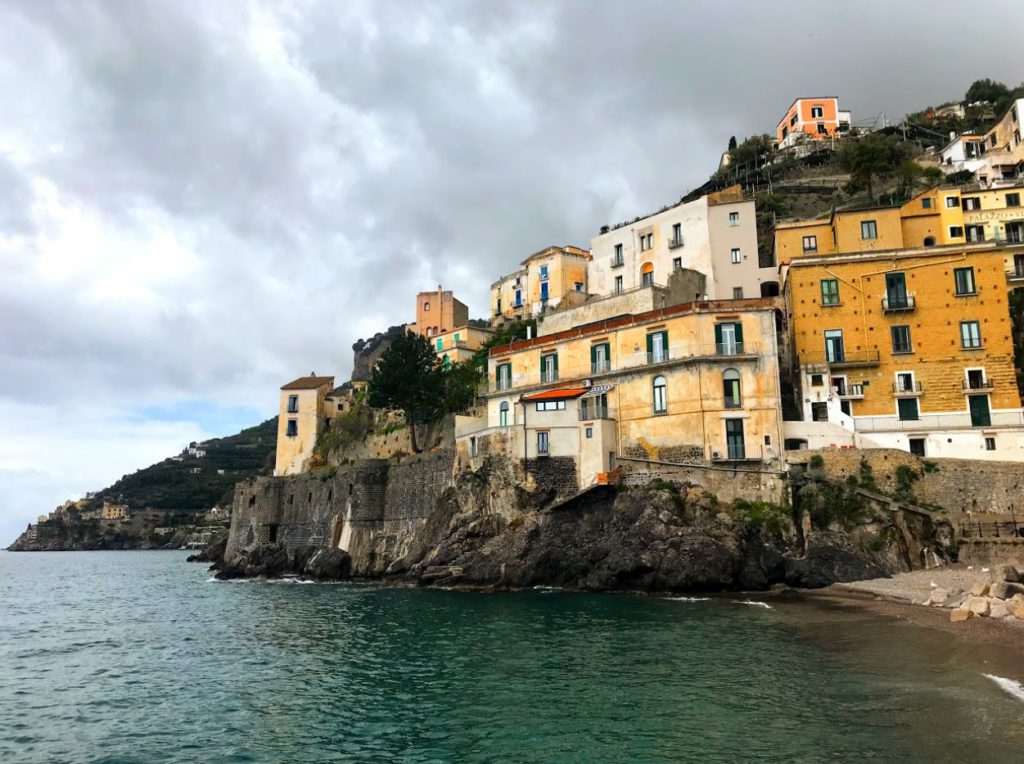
top-left (582, 384), bottom-right (614, 398)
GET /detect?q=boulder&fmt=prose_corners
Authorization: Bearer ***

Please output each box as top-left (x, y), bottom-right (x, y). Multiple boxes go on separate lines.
top-left (994, 564), bottom-right (1020, 584)
top-left (967, 596), bottom-right (990, 616)
top-left (950, 608), bottom-right (973, 622)
top-left (929, 587), bottom-right (950, 607)
top-left (990, 600), bottom-right (1010, 620)
top-left (969, 580), bottom-right (990, 597)
top-left (1009, 595), bottom-right (1024, 621)
top-left (303, 548), bottom-right (352, 581)
top-left (989, 580), bottom-right (1011, 600)
top-left (1002, 582), bottom-right (1024, 598)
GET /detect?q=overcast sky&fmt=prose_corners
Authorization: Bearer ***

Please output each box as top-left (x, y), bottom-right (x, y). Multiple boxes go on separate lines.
top-left (2, 0), bottom-right (1022, 543)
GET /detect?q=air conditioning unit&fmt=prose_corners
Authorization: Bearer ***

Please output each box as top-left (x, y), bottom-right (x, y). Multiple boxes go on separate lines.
top-left (712, 451), bottom-right (721, 459)
top-left (583, 379), bottom-right (593, 388)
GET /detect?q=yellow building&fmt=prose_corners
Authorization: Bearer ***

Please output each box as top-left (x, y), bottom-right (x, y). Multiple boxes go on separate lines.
top-left (408, 286), bottom-right (468, 338)
top-left (275, 374), bottom-right (334, 476)
top-left (431, 325), bottom-right (494, 368)
top-left (490, 245), bottom-right (590, 323)
top-left (784, 242), bottom-right (1024, 459)
top-left (101, 502), bottom-right (129, 521)
top-left (460, 299), bottom-right (785, 488)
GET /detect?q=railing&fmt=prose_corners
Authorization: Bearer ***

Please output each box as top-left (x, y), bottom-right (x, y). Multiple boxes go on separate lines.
top-left (540, 369), bottom-right (559, 383)
top-left (881, 294), bottom-right (916, 312)
top-left (801, 350), bottom-right (881, 367)
top-left (834, 383), bottom-right (865, 399)
top-left (961, 516), bottom-right (1024, 539)
top-left (716, 342), bottom-right (747, 357)
top-left (710, 444), bottom-right (764, 462)
top-left (591, 360), bottom-right (611, 375)
top-left (668, 236), bottom-right (684, 249)
top-left (1008, 267), bottom-right (1024, 281)
top-left (579, 405), bottom-right (613, 421)
top-left (646, 349), bottom-right (671, 365)
top-left (893, 381), bottom-right (924, 395)
top-left (854, 410), bottom-right (1024, 432)
top-left (611, 256), bottom-right (624, 268)
top-left (964, 378), bottom-right (995, 391)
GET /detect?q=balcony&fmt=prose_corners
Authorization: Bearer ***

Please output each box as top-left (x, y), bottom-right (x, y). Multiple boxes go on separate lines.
top-left (964, 378), bottom-right (995, 391)
top-left (893, 381), bottom-right (924, 396)
top-left (854, 410), bottom-right (1024, 432)
top-left (591, 360), bottom-right (612, 375)
top-left (1007, 267), bottom-right (1024, 283)
top-left (668, 236), bottom-right (684, 249)
top-left (801, 350), bottom-right (881, 369)
top-left (611, 256), bottom-right (625, 268)
top-left (710, 444), bottom-right (765, 462)
top-left (540, 369), bottom-right (559, 384)
top-left (834, 383), bottom-right (865, 400)
top-left (579, 405), bottom-right (613, 421)
top-left (881, 294), bottom-right (916, 313)
top-left (646, 349), bottom-right (671, 365)
top-left (716, 342), bottom-right (748, 357)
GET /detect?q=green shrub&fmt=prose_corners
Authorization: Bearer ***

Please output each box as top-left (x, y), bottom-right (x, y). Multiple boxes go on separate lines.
top-left (734, 499), bottom-right (791, 537)
top-left (809, 454), bottom-right (825, 470)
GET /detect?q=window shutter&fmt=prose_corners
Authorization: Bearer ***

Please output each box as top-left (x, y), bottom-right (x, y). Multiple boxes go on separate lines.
top-left (646, 333), bottom-right (654, 356)
top-left (734, 323), bottom-right (744, 345)
top-left (714, 324), bottom-right (723, 345)
top-left (553, 354), bottom-right (559, 374)
top-left (590, 345), bottom-right (597, 366)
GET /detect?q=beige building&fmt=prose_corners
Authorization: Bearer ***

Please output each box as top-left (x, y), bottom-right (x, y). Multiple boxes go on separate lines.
top-left (459, 299), bottom-right (785, 489)
top-left (408, 286), bottom-right (468, 338)
top-left (490, 245), bottom-right (590, 324)
top-left (588, 187), bottom-right (778, 302)
top-left (977, 97), bottom-right (1024, 188)
top-left (432, 325), bottom-right (494, 367)
top-left (100, 502), bottom-right (129, 521)
top-left (275, 374), bottom-right (334, 476)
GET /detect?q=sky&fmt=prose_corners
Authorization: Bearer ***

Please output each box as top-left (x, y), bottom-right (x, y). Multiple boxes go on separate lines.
top-left (1, 0), bottom-right (1022, 544)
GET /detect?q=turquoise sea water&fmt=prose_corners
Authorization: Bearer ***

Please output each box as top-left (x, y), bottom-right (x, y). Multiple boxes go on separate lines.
top-left (1, 551), bottom-right (1023, 763)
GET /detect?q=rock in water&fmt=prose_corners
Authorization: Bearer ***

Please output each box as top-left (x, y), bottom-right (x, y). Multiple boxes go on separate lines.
top-left (990, 600), bottom-right (1009, 619)
top-left (303, 548), bottom-right (352, 580)
top-left (989, 580), bottom-right (1011, 600)
top-left (950, 608), bottom-right (973, 622)
top-left (967, 596), bottom-right (990, 616)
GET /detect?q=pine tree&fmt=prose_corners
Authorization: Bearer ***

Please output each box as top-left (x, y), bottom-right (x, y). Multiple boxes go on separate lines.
top-left (367, 331), bottom-right (444, 452)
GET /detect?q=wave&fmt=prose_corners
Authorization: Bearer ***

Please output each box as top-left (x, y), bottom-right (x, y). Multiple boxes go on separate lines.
top-left (737, 600), bottom-right (773, 609)
top-left (663, 596), bottom-right (711, 602)
top-left (984, 674), bottom-right (1024, 702)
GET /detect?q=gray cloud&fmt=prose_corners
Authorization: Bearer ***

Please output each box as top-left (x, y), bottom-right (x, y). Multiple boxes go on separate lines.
top-left (1, 0), bottom-right (1022, 540)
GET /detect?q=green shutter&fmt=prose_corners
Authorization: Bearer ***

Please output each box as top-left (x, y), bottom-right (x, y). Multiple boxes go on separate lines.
top-left (734, 322), bottom-right (744, 345)
top-left (590, 345), bottom-right (597, 366)
top-left (553, 354), bottom-right (559, 374)
top-left (646, 333), bottom-right (654, 356)
top-left (714, 324), bottom-right (723, 345)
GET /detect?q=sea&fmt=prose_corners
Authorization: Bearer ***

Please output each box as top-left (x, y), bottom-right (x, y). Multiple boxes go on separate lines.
top-left (1, 551), bottom-right (1023, 763)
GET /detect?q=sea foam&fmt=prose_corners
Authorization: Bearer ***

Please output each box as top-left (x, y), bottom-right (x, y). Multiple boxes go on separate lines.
top-left (984, 674), bottom-right (1024, 702)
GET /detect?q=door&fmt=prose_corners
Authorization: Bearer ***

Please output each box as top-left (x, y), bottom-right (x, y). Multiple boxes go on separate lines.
top-left (716, 322), bottom-right (742, 355)
top-left (969, 395), bottom-right (991, 427)
top-left (824, 330), bottom-right (845, 363)
top-left (540, 281), bottom-right (549, 301)
top-left (885, 272), bottom-right (907, 307)
top-left (725, 419), bottom-right (746, 460)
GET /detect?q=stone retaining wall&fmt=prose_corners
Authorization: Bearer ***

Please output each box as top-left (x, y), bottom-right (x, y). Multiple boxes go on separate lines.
top-left (618, 458), bottom-right (788, 505)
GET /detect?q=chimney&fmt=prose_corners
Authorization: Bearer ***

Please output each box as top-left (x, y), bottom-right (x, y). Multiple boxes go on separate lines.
top-left (526, 325), bottom-right (533, 340)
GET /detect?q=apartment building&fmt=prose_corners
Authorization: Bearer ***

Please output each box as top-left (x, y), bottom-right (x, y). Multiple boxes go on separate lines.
top-left (431, 325), bottom-right (494, 368)
top-left (490, 245), bottom-right (590, 324)
top-left (784, 244), bottom-right (1024, 460)
top-left (460, 299), bottom-right (785, 489)
top-left (776, 97), bottom-right (851, 149)
top-left (275, 374), bottom-right (334, 476)
top-left (588, 187), bottom-right (778, 302)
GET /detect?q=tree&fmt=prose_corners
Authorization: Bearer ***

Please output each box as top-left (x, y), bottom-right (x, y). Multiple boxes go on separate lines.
top-left (441, 359), bottom-right (484, 415)
top-left (965, 78), bottom-right (1010, 105)
top-left (729, 134), bottom-right (774, 168)
top-left (367, 331), bottom-right (444, 453)
top-left (838, 134), bottom-right (913, 200)
top-left (728, 135), bottom-right (737, 151)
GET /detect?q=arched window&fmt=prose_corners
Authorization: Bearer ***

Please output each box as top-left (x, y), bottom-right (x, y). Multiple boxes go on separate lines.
top-left (723, 368), bottom-right (742, 409)
top-left (652, 375), bottom-right (667, 414)
top-left (499, 401), bottom-right (510, 427)
top-left (641, 262), bottom-right (654, 287)
top-left (923, 236), bottom-right (936, 247)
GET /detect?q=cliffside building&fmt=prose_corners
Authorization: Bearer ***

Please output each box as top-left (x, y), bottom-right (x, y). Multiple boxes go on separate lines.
top-left (587, 187), bottom-right (778, 302)
top-left (776, 97), bottom-right (851, 149)
top-left (409, 286), bottom-right (468, 338)
top-left (100, 502), bottom-right (129, 521)
top-left (783, 243), bottom-right (1024, 460)
top-left (275, 374), bottom-right (335, 476)
top-left (431, 325), bottom-right (494, 368)
top-left (490, 245), bottom-right (590, 324)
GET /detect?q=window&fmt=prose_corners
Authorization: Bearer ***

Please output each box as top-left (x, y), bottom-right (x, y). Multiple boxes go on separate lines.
top-left (585, 427), bottom-right (593, 439)
top-left (614, 275), bottom-right (624, 294)
top-left (499, 401), bottom-right (509, 427)
top-left (641, 262), bottom-right (654, 287)
top-left (790, 113), bottom-right (797, 127)
top-left (725, 419), bottom-right (746, 460)
top-left (286, 419), bottom-right (298, 437)
top-left (591, 343), bottom-right (611, 374)
top-left (639, 233), bottom-right (653, 251)
top-left (923, 236), bottom-right (936, 247)
top-left (909, 438), bottom-right (926, 457)
top-left (949, 226), bottom-right (964, 238)
top-left (895, 372), bottom-right (915, 393)
top-left (966, 369), bottom-right (986, 390)
top-left (723, 368), bottom-right (741, 409)
top-left (891, 325), bottom-right (912, 354)
top-left (716, 322), bottom-right (743, 355)
top-left (810, 374), bottom-right (824, 387)
top-left (860, 220), bottom-right (878, 239)
top-left (816, 122), bottom-right (827, 135)
top-left (539, 265), bottom-right (549, 280)
top-left (1008, 193), bottom-right (1021, 208)
top-left (985, 437), bottom-right (996, 451)
top-left (730, 248), bottom-right (741, 264)
top-left (535, 401), bottom-right (566, 411)
top-left (945, 196), bottom-right (959, 208)
top-left (514, 289), bottom-right (522, 307)
top-left (496, 363), bottom-right (512, 391)
top-left (811, 402), bottom-right (828, 422)
top-left (652, 375), bottom-right (667, 414)
top-left (287, 395), bottom-right (298, 414)
top-left (732, 287), bottom-right (743, 300)
top-left (540, 281), bottom-right (549, 301)
top-left (728, 211), bottom-right (739, 227)
top-left (921, 197), bottom-right (932, 209)
top-left (802, 235), bottom-right (818, 253)
top-left (671, 223), bottom-right (683, 246)
top-left (824, 329), bottom-right (844, 363)
top-left (436, 338), bottom-right (444, 351)
top-left (613, 243), bottom-right (624, 266)
top-left (574, 282), bottom-right (584, 292)
top-left (536, 431), bottom-right (549, 456)
top-left (884, 272), bottom-right (908, 308)
top-left (470, 436), bottom-right (478, 457)
top-left (820, 279), bottom-right (840, 305)
top-left (960, 321), bottom-right (982, 349)
top-left (811, 105), bottom-right (824, 119)
top-left (953, 267), bottom-right (976, 296)
top-left (423, 301), bottom-right (430, 311)
top-left (647, 330), bottom-right (669, 363)
top-left (540, 353), bottom-right (559, 382)
top-left (897, 398), bottom-right (919, 421)
top-left (965, 225), bottom-right (985, 243)
top-left (454, 332), bottom-right (461, 343)
top-left (962, 197), bottom-right (981, 211)
top-left (673, 257), bottom-right (682, 269)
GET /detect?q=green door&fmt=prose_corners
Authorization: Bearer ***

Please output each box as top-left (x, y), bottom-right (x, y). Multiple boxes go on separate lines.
top-left (969, 395), bottom-right (991, 427)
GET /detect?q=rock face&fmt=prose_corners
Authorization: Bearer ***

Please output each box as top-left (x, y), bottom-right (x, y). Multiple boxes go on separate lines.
top-left (214, 543), bottom-right (353, 581)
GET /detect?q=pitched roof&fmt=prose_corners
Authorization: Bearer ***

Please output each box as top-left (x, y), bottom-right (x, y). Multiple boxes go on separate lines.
top-left (281, 374), bottom-right (335, 391)
top-left (522, 387), bottom-right (589, 401)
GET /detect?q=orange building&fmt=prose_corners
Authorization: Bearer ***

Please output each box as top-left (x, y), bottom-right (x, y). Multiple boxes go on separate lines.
top-left (409, 285), bottom-right (469, 338)
top-left (776, 97), bottom-right (851, 148)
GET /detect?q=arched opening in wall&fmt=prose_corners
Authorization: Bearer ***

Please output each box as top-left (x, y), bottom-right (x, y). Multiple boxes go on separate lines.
top-left (784, 438), bottom-right (808, 451)
top-left (248, 495), bottom-right (256, 507)
top-left (760, 281), bottom-right (780, 297)
top-left (924, 236), bottom-right (936, 247)
top-left (499, 400), bottom-right (510, 427)
top-left (641, 262), bottom-right (654, 287)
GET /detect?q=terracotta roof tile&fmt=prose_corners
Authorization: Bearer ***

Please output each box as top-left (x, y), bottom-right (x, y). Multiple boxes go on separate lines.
top-left (281, 375), bottom-right (335, 390)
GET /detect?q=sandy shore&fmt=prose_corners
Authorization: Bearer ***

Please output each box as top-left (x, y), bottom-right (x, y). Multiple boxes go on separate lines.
top-left (799, 566), bottom-right (1024, 652)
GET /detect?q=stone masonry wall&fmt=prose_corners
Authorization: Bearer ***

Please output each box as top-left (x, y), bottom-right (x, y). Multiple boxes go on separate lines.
top-left (787, 448), bottom-right (1024, 514)
top-left (619, 458), bottom-right (788, 505)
